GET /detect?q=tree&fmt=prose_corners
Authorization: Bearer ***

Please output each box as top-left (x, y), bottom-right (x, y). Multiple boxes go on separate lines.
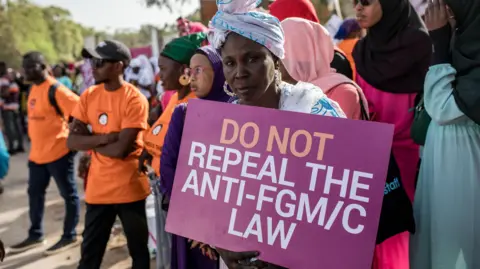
top-left (143, 0), bottom-right (192, 11)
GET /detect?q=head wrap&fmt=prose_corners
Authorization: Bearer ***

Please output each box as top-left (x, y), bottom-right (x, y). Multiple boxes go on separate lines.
top-left (352, 0), bottom-right (431, 94)
top-left (208, 0), bottom-right (285, 59)
top-left (196, 46), bottom-right (230, 102)
top-left (130, 58), bottom-right (141, 68)
top-left (334, 18), bottom-right (361, 40)
top-left (161, 32), bottom-right (207, 65)
top-left (269, 0), bottom-right (319, 23)
top-left (446, 0), bottom-right (480, 124)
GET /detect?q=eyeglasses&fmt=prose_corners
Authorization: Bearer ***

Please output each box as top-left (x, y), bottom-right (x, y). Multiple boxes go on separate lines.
top-left (91, 58), bottom-right (118, 69)
top-left (184, 66), bottom-right (211, 77)
top-left (354, 0), bottom-right (373, 6)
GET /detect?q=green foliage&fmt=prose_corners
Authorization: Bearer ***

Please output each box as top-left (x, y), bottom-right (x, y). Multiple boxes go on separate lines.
top-left (1, 0), bottom-right (164, 68)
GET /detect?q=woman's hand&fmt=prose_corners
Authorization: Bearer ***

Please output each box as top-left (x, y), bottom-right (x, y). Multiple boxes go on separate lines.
top-left (424, 0), bottom-right (449, 31)
top-left (216, 248), bottom-right (262, 269)
top-left (189, 240), bottom-right (218, 260)
top-left (0, 239), bottom-right (5, 262)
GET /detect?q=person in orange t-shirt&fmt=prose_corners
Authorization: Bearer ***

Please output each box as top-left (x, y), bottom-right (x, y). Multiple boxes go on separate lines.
top-left (9, 52), bottom-right (81, 256)
top-left (141, 91), bottom-right (195, 176)
top-left (67, 40), bottom-right (150, 269)
top-left (138, 33), bottom-right (206, 176)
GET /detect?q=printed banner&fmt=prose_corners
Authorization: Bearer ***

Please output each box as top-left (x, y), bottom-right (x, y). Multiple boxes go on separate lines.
top-left (166, 99), bottom-right (394, 269)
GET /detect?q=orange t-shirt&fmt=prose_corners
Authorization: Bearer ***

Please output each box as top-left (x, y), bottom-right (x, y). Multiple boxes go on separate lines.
top-left (144, 92), bottom-right (196, 176)
top-left (71, 83), bottom-right (150, 204)
top-left (337, 38), bottom-right (359, 78)
top-left (28, 76), bottom-right (79, 164)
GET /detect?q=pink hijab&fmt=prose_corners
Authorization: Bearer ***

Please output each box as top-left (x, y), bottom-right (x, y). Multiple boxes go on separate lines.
top-left (282, 17), bottom-right (341, 91)
top-left (281, 17), bottom-right (369, 119)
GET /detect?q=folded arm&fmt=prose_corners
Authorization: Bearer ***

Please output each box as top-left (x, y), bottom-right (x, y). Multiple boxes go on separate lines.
top-left (67, 119), bottom-right (113, 151)
top-left (95, 128), bottom-right (142, 159)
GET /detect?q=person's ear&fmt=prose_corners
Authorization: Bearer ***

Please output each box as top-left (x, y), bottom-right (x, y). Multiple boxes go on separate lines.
top-left (116, 61), bottom-right (126, 73)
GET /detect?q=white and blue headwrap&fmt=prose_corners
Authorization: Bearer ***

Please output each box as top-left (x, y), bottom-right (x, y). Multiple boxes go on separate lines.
top-left (208, 0), bottom-right (285, 59)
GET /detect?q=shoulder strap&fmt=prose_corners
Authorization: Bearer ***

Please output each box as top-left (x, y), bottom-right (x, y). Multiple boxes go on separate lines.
top-left (319, 75), bottom-right (370, 121)
top-left (48, 82), bottom-right (63, 117)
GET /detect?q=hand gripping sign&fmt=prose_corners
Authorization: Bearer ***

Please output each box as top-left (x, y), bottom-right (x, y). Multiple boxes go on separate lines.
top-left (166, 99), bottom-right (394, 269)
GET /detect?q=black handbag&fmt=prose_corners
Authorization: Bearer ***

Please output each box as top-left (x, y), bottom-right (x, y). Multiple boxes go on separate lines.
top-left (411, 94), bottom-right (432, 146)
top-left (376, 154), bottom-right (415, 244)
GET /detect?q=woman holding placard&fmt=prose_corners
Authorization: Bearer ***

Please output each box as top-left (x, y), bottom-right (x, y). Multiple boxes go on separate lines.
top-left (160, 45), bottom-right (231, 269)
top-left (206, 0), bottom-right (345, 268)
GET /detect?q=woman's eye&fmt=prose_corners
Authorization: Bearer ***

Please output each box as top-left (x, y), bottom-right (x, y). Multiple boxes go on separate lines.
top-left (247, 57), bottom-right (258, 63)
top-left (224, 61), bottom-right (234, 67)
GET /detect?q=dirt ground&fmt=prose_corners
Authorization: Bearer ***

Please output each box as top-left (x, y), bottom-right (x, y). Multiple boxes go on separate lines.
top-left (0, 152), bottom-right (156, 269)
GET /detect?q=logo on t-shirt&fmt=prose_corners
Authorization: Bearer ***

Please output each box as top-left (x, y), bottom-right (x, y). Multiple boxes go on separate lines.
top-left (29, 99), bottom-right (36, 109)
top-left (98, 113), bottom-right (108, 125)
top-left (152, 124), bottom-right (162, 135)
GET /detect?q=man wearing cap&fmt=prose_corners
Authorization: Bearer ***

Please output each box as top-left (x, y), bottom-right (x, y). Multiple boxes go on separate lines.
top-left (67, 40), bottom-right (150, 269)
top-left (9, 52), bottom-right (81, 255)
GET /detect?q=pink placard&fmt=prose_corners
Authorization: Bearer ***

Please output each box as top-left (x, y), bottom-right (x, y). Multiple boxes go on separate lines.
top-left (165, 99), bottom-right (394, 269)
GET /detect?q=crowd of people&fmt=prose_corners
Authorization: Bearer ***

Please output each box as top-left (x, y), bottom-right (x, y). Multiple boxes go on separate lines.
top-left (0, 0), bottom-right (479, 268)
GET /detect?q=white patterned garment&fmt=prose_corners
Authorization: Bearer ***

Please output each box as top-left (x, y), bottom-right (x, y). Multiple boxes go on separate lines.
top-left (232, 81), bottom-right (346, 117)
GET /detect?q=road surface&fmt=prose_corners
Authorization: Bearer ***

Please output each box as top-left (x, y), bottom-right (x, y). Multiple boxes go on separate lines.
top-left (0, 151), bottom-right (156, 269)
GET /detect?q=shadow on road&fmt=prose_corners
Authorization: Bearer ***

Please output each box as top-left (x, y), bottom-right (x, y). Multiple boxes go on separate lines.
top-left (0, 253), bottom-right (44, 269)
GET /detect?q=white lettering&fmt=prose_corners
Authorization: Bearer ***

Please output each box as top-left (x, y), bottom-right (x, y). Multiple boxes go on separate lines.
top-left (222, 176), bottom-right (239, 203)
top-left (227, 208), bottom-right (243, 237)
top-left (200, 172), bottom-right (221, 200)
top-left (342, 204), bottom-right (366, 234)
top-left (278, 158), bottom-right (294, 187)
top-left (306, 162), bottom-right (327, 191)
top-left (188, 142), bottom-right (206, 167)
top-left (324, 166), bottom-right (349, 198)
top-left (206, 145), bottom-right (224, 172)
top-left (296, 193), bottom-right (328, 225)
top-left (350, 171), bottom-right (373, 203)
top-left (243, 213), bottom-right (263, 243)
top-left (267, 218), bottom-right (297, 249)
top-left (257, 155), bottom-right (277, 183)
top-left (222, 147), bottom-right (242, 173)
top-left (241, 151), bottom-right (260, 179)
top-left (256, 184), bottom-right (277, 211)
top-left (181, 169), bottom-right (199, 196)
top-left (275, 189), bottom-right (296, 218)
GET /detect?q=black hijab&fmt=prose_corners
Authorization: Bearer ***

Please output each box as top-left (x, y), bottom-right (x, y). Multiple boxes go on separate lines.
top-left (446, 0), bottom-right (480, 124)
top-left (353, 0), bottom-right (432, 93)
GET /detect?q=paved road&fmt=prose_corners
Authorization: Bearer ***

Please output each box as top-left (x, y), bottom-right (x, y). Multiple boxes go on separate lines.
top-left (0, 152), bottom-right (155, 269)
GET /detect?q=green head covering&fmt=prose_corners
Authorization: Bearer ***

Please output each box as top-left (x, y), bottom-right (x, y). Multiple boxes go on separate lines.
top-left (161, 32), bottom-right (207, 65)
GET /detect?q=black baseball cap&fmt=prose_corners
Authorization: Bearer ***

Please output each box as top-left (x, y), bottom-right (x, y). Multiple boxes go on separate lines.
top-left (81, 40), bottom-right (132, 63)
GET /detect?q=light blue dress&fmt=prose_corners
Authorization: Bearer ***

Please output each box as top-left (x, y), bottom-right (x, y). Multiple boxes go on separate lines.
top-left (410, 64), bottom-right (480, 269)
top-left (0, 131), bottom-right (10, 180)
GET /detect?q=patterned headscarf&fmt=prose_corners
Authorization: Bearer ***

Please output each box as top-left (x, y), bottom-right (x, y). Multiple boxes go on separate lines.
top-left (208, 0), bottom-right (285, 59)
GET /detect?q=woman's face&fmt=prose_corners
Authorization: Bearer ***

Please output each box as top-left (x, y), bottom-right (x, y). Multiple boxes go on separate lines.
top-left (221, 33), bottom-right (277, 106)
top-left (189, 54), bottom-right (214, 98)
top-left (158, 55), bottom-right (183, 90)
top-left (355, 0), bottom-right (383, 29)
